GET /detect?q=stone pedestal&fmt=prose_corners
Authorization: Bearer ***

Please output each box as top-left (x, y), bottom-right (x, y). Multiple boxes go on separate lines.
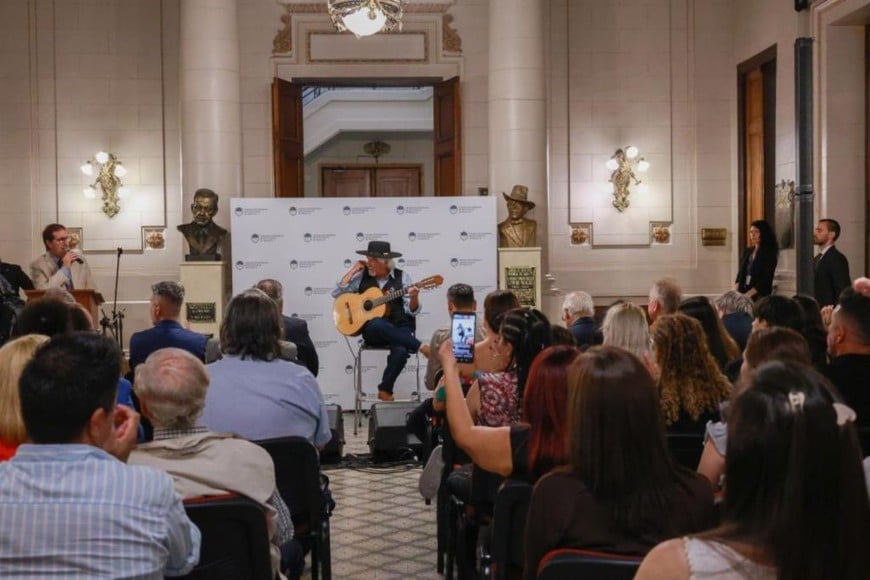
top-left (498, 247), bottom-right (542, 309)
top-left (179, 261), bottom-right (226, 338)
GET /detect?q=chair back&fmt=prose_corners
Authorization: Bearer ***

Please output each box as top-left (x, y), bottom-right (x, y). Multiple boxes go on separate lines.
top-left (490, 479), bottom-right (533, 580)
top-left (255, 436), bottom-right (324, 534)
top-left (536, 548), bottom-right (641, 580)
top-left (179, 493), bottom-right (272, 580)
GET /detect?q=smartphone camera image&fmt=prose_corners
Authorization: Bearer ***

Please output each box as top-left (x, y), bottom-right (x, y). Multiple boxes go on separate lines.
top-left (451, 312), bottom-right (476, 363)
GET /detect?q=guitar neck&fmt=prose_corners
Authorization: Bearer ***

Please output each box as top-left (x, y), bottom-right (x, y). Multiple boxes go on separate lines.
top-left (371, 285), bottom-right (413, 308)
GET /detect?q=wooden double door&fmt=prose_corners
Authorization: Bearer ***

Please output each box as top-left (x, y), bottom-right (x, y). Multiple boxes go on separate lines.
top-left (321, 164), bottom-right (422, 197)
top-left (272, 77), bottom-right (461, 197)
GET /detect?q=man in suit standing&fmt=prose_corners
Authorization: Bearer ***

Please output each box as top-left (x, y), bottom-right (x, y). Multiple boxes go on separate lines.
top-left (255, 278), bottom-right (319, 376)
top-left (561, 290), bottom-right (597, 348)
top-left (814, 218), bottom-right (851, 307)
top-left (30, 224), bottom-right (97, 290)
top-left (128, 281), bottom-right (208, 375)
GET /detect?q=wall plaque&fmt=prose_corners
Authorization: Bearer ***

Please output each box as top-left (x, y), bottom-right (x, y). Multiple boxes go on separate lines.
top-left (187, 302), bottom-right (217, 323)
top-left (701, 228), bottom-right (728, 247)
top-left (504, 266), bottom-right (537, 307)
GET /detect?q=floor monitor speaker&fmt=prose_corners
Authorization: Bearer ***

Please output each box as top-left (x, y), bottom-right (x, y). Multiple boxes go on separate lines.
top-left (368, 401), bottom-right (422, 460)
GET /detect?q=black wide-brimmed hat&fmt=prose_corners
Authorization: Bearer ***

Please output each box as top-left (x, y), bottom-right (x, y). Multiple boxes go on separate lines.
top-left (356, 240), bottom-right (402, 259)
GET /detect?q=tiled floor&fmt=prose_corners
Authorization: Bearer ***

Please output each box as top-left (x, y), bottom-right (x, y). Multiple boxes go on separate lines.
top-left (319, 412), bottom-right (441, 580)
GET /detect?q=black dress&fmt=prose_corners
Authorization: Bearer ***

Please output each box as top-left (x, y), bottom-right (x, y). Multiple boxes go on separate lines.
top-left (735, 246), bottom-right (777, 299)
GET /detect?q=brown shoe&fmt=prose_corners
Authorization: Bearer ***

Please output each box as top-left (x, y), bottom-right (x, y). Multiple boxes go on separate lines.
top-left (377, 390), bottom-right (395, 402)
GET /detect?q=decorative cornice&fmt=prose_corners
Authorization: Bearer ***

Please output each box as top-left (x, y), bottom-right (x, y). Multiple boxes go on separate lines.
top-left (273, 13), bottom-right (293, 55)
top-left (442, 13), bottom-right (461, 53)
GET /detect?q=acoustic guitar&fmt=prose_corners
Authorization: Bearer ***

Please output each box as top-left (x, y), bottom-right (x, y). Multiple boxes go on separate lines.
top-left (333, 275), bottom-right (444, 336)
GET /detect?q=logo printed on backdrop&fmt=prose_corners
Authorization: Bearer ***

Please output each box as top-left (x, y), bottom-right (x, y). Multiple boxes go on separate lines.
top-left (235, 260), bottom-right (244, 270)
top-left (396, 205), bottom-right (427, 215)
top-left (344, 365), bottom-right (354, 375)
top-left (397, 258), bottom-right (405, 268)
top-left (460, 232), bottom-right (468, 241)
top-left (289, 206), bottom-right (297, 215)
top-left (251, 233), bottom-right (285, 244)
top-left (304, 232), bottom-right (337, 243)
top-left (408, 232), bottom-right (441, 242)
top-left (399, 258), bottom-right (430, 269)
top-left (452, 204), bottom-right (483, 215)
top-left (450, 258), bottom-right (459, 267)
top-left (234, 207), bottom-right (243, 217)
top-left (342, 206), bottom-right (351, 215)
top-left (396, 205), bottom-right (405, 215)
top-left (303, 286), bottom-right (333, 296)
top-left (356, 232), bottom-right (365, 242)
top-left (235, 260), bottom-right (268, 271)
top-left (356, 232), bottom-right (388, 242)
top-left (449, 205), bottom-right (458, 214)
top-left (289, 206), bottom-right (321, 216)
top-left (343, 259), bottom-right (353, 268)
top-left (236, 207), bottom-right (268, 217)
top-left (251, 234), bottom-right (260, 244)
top-left (450, 258), bottom-right (483, 268)
top-left (288, 259), bottom-right (323, 270)
top-left (289, 312), bottom-right (325, 322)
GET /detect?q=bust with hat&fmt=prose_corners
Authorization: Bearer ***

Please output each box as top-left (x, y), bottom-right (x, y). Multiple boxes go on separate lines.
top-left (498, 184), bottom-right (538, 248)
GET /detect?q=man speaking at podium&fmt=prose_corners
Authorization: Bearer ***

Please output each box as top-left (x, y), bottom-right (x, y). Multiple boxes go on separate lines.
top-left (30, 224), bottom-right (97, 290)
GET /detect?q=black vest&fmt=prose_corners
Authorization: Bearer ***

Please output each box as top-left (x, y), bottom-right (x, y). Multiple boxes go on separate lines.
top-left (359, 268), bottom-right (410, 326)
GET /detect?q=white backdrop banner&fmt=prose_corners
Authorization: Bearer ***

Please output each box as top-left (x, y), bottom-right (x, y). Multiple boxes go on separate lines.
top-left (230, 197), bottom-right (498, 408)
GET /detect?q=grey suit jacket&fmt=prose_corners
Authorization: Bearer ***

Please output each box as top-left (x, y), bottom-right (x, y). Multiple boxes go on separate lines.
top-left (30, 252), bottom-right (97, 290)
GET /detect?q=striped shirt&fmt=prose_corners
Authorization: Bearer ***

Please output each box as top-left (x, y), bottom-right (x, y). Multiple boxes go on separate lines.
top-left (0, 444), bottom-right (201, 579)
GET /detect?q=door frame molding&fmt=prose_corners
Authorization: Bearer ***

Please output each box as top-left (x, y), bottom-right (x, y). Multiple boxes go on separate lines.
top-left (737, 44), bottom-right (777, 254)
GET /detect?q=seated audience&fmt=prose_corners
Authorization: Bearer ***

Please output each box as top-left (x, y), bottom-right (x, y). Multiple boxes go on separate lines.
top-left (0, 332), bottom-right (200, 577)
top-left (753, 294), bottom-right (803, 332)
top-left (129, 348), bottom-right (302, 579)
top-left (793, 293), bottom-right (828, 370)
top-left (550, 324), bottom-right (576, 346)
top-left (637, 362), bottom-right (870, 580)
top-left (0, 334), bottom-right (48, 460)
top-left (650, 314), bottom-right (731, 434)
top-left (467, 308), bottom-right (552, 427)
top-left (201, 289), bottom-right (331, 446)
top-left (524, 347), bottom-right (715, 579)
top-left (824, 287), bottom-right (870, 453)
top-left (647, 277), bottom-right (682, 323)
top-left (466, 289), bottom-right (521, 376)
top-left (12, 297), bottom-right (72, 337)
top-left (437, 343), bottom-right (580, 481)
top-left (561, 290), bottom-right (597, 348)
top-left (678, 296), bottom-right (740, 371)
top-left (713, 290), bottom-right (754, 351)
top-left (255, 278), bottom-right (320, 377)
top-left (696, 327), bottom-right (811, 490)
top-left (128, 281), bottom-right (207, 374)
top-left (601, 301), bottom-right (650, 360)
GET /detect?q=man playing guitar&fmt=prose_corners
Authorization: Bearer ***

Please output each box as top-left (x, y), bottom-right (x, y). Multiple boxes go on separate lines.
top-left (332, 241), bottom-right (429, 401)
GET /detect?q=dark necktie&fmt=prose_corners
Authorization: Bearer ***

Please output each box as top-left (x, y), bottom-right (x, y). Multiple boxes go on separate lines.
top-left (813, 253), bottom-right (822, 269)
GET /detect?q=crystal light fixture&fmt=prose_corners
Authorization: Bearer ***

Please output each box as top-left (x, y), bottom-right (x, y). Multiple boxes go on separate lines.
top-left (328, 0), bottom-right (403, 38)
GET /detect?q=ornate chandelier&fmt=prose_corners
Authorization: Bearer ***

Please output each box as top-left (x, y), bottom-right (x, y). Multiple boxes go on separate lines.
top-left (327, 0), bottom-right (403, 38)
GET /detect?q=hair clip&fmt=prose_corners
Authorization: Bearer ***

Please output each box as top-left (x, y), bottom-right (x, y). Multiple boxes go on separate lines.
top-left (787, 391), bottom-right (805, 413)
top-left (833, 403), bottom-right (856, 427)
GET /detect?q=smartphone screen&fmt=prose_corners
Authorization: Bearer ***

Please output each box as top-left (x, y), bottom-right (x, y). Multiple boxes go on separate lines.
top-left (451, 312), bottom-right (476, 363)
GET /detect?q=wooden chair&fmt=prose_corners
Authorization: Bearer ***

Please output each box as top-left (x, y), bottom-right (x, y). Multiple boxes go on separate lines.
top-left (179, 493), bottom-right (273, 580)
top-left (536, 548), bottom-right (642, 580)
top-left (255, 436), bottom-right (332, 580)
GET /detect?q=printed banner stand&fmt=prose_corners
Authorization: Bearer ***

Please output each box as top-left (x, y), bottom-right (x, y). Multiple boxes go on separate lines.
top-left (230, 197), bottom-right (498, 408)
top-left (498, 247), bottom-right (542, 309)
top-left (179, 261), bottom-right (225, 338)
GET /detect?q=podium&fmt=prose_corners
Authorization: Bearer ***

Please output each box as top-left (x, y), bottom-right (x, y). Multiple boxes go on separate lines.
top-left (25, 289), bottom-right (105, 323)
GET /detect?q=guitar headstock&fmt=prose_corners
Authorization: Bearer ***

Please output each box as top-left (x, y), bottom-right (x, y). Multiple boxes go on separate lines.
top-left (415, 275), bottom-right (444, 290)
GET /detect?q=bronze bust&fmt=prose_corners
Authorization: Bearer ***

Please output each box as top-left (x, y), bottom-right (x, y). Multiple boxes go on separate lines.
top-left (497, 185), bottom-right (538, 248)
top-left (177, 189), bottom-right (227, 261)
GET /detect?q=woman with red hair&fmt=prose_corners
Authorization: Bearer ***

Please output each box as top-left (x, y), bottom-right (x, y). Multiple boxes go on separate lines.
top-left (437, 343), bottom-right (579, 481)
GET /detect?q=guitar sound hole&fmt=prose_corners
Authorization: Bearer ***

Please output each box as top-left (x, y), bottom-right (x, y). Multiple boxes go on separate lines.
top-left (362, 300), bottom-right (373, 311)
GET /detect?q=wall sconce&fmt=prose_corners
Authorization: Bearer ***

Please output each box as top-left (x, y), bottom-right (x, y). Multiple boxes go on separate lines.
top-left (606, 145), bottom-right (649, 212)
top-left (81, 151), bottom-right (129, 218)
top-left (363, 140), bottom-right (391, 163)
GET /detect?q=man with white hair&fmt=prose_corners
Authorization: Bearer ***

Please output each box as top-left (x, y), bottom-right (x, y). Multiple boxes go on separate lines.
top-left (561, 290), bottom-right (597, 348)
top-left (648, 278), bottom-right (683, 323)
top-left (713, 290), bottom-right (755, 351)
top-left (129, 348), bottom-right (302, 579)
